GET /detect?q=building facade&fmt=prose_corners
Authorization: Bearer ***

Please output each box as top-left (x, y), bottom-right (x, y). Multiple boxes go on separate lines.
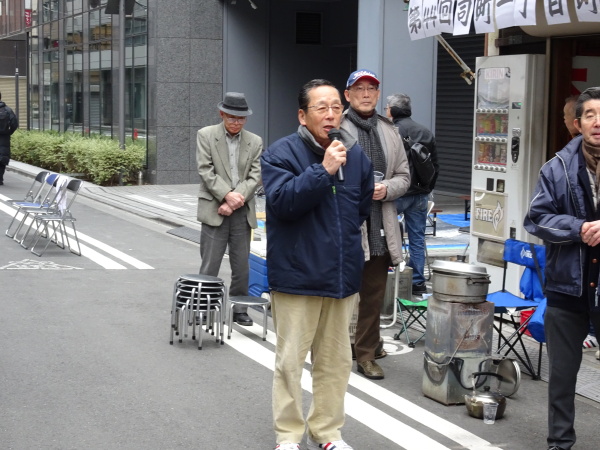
top-left (15, 1), bottom-right (600, 194)
top-left (0, 0), bottom-right (230, 184)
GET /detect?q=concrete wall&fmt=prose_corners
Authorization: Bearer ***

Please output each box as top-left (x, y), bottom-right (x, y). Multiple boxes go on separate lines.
top-left (146, 0), bottom-right (223, 185)
top-left (358, 0), bottom-right (437, 131)
top-left (223, 2), bottom-right (269, 144)
top-left (146, 0), bottom-right (433, 184)
top-left (266, 1), bottom-right (358, 145)
top-left (224, 0), bottom-right (358, 147)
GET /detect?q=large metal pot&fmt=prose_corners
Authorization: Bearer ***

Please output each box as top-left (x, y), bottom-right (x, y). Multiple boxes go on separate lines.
top-left (432, 260), bottom-right (490, 302)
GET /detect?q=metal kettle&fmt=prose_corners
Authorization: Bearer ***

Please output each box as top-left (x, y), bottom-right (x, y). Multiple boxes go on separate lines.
top-left (464, 372), bottom-right (507, 419)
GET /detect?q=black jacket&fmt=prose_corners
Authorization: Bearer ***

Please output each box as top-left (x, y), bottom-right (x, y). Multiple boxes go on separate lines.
top-left (0, 101), bottom-right (19, 163)
top-left (392, 111), bottom-right (438, 195)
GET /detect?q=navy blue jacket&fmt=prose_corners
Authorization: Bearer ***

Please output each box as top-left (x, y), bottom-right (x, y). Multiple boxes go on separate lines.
top-left (261, 131), bottom-right (374, 299)
top-left (524, 135), bottom-right (600, 311)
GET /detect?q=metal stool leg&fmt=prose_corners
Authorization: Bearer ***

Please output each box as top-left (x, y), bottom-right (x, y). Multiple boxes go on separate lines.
top-left (227, 298), bottom-right (234, 340)
top-left (262, 305), bottom-right (268, 341)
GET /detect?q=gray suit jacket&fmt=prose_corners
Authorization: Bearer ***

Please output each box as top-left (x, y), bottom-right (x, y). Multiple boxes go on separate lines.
top-left (196, 123), bottom-right (263, 227)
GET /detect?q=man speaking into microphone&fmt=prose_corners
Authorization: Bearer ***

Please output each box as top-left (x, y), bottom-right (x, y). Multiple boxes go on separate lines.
top-left (261, 79), bottom-right (373, 450)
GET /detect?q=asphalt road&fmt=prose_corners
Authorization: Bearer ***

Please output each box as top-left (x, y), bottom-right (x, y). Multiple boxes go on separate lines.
top-left (1, 171), bottom-right (599, 450)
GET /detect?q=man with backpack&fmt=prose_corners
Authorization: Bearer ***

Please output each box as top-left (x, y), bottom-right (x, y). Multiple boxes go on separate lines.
top-left (0, 92), bottom-right (19, 186)
top-left (387, 93), bottom-right (439, 295)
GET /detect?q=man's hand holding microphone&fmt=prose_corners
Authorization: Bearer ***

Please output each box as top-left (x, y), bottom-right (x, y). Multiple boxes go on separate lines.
top-left (324, 128), bottom-right (346, 181)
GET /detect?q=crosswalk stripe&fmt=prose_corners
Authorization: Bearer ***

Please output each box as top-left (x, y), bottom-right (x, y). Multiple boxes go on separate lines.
top-left (0, 195), bottom-right (153, 270)
top-left (224, 323), bottom-right (503, 450)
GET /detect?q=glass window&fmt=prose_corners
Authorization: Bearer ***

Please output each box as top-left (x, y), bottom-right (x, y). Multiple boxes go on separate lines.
top-left (66, 0), bottom-right (83, 15)
top-left (65, 14), bottom-right (83, 133)
top-left (27, 0), bottom-right (147, 142)
top-left (100, 38), bottom-right (112, 132)
top-left (41, 20), bottom-right (59, 131)
top-left (8, 0), bottom-right (25, 34)
top-left (29, 0), bottom-right (39, 29)
top-left (30, 32), bottom-right (41, 129)
top-left (41, 0), bottom-right (59, 23)
top-left (88, 8), bottom-right (112, 135)
top-left (0, 1), bottom-right (6, 36)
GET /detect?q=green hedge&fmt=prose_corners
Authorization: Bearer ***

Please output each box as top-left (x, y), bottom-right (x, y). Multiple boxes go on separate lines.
top-left (10, 130), bottom-right (146, 186)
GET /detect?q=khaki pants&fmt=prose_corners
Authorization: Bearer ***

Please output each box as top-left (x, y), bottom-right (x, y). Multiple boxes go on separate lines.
top-left (271, 291), bottom-right (357, 444)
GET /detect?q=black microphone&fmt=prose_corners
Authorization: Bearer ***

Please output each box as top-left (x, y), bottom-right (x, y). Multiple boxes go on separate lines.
top-left (328, 128), bottom-right (344, 182)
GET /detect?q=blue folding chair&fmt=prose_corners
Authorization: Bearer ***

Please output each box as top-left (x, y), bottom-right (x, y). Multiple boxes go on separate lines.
top-left (487, 239), bottom-right (545, 379)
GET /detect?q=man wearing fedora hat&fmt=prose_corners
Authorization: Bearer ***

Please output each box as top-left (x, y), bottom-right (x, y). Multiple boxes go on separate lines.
top-left (196, 92), bottom-right (263, 326)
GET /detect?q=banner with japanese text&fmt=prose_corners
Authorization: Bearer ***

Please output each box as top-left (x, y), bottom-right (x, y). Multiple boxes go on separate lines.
top-left (408, 0), bottom-right (600, 41)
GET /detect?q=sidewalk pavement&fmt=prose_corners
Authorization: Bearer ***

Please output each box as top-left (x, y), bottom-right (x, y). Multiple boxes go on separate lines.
top-left (6, 161), bottom-right (600, 404)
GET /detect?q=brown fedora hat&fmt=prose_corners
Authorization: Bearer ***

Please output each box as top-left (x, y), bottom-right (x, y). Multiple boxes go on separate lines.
top-left (218, 92), bottom-right (252, 116)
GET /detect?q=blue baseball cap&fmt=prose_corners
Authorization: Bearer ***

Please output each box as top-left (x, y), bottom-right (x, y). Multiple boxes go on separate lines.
top-left (346, 69), bottom-right (380, 88)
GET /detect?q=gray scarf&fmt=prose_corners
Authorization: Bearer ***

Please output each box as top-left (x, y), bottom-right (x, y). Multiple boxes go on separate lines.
top-left (298, 125), bottom-right (325, 156)
top-left (346, 108), bottom-right (387, 256)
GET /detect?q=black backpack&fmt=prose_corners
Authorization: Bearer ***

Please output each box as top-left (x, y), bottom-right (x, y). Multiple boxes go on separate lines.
top-left (403, 137), bottom-right (435, 191)
top-left (0, 106), bottom-right (12, 135)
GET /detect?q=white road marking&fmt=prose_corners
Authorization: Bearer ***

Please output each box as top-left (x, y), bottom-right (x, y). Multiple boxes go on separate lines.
top-left (0, 195), bottom-right (152, 270)
top-left (78, 241), bottom-right (128, 269)
top-left (223, 324), bottom-right (503, 450)
top-left (157, 194), bottom-right (197, 207)
top-left (127, 194), bottom-right (188, 212)
top-left (62, 225), bottom-right (153, 269)
top-left (0, 259), bottom-right (83, 270)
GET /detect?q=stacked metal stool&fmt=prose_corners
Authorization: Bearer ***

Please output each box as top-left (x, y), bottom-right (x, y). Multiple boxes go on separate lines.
top-left (227, 295), bottom-right (271, 341)
top-left (170, 274), bottom-right (225, 350)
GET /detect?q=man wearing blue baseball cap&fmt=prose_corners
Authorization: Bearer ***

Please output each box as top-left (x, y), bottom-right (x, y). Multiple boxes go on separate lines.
top-left (341, 70), bottom-right (410, 380)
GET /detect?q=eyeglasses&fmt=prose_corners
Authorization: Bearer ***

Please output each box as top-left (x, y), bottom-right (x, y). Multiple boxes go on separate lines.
top-left (350, 85), bottom-right (378, 94)
top-left (578, 113), bottom-right (600, 124)
top-left (224, 116), bottom-right (247, 124)
top-left (307, 104), bottom-right (344, 115)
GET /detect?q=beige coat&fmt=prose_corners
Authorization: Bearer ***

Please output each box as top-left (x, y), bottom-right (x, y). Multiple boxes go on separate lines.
top-left (196, 123), bottom-right (263, 227)
top-left (341, 114), bottom-right (410, 266)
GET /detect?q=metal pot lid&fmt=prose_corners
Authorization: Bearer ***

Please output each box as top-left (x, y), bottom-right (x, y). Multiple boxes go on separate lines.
top-left (494, 358), bottom-right (521, 398)
top-left (431, 260), bottom-right (489, 277)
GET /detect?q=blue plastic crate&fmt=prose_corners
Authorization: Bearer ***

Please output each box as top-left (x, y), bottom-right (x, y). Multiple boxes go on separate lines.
top-left (249, 253), bottom-right (269, 296)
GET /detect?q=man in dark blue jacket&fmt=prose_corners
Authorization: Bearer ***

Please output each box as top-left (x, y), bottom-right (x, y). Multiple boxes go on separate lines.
top-left (524, 86), bottom-right (600, 450)
top-left (261, 79), bottom-right (373, 450)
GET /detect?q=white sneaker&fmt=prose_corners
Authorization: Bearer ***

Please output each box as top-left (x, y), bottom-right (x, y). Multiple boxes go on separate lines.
top-left (275, 444), bottom-right (300, 450)
top-left (307, 436), bottom-right (353, 450)
top-left (596, 349), bottom-right (600, 360)
top-left (582, 334), bottom-right (598, 349)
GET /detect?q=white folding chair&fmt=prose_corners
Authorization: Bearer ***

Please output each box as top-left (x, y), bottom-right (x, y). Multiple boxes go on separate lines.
top-left (5, 172), bottom-right (58, 239)
top-left (27, 179), bottom-right (83, 256)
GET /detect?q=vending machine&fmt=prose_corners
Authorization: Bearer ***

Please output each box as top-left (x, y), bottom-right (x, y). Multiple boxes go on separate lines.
top-left (468, 54), bottom-right (546, 292)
